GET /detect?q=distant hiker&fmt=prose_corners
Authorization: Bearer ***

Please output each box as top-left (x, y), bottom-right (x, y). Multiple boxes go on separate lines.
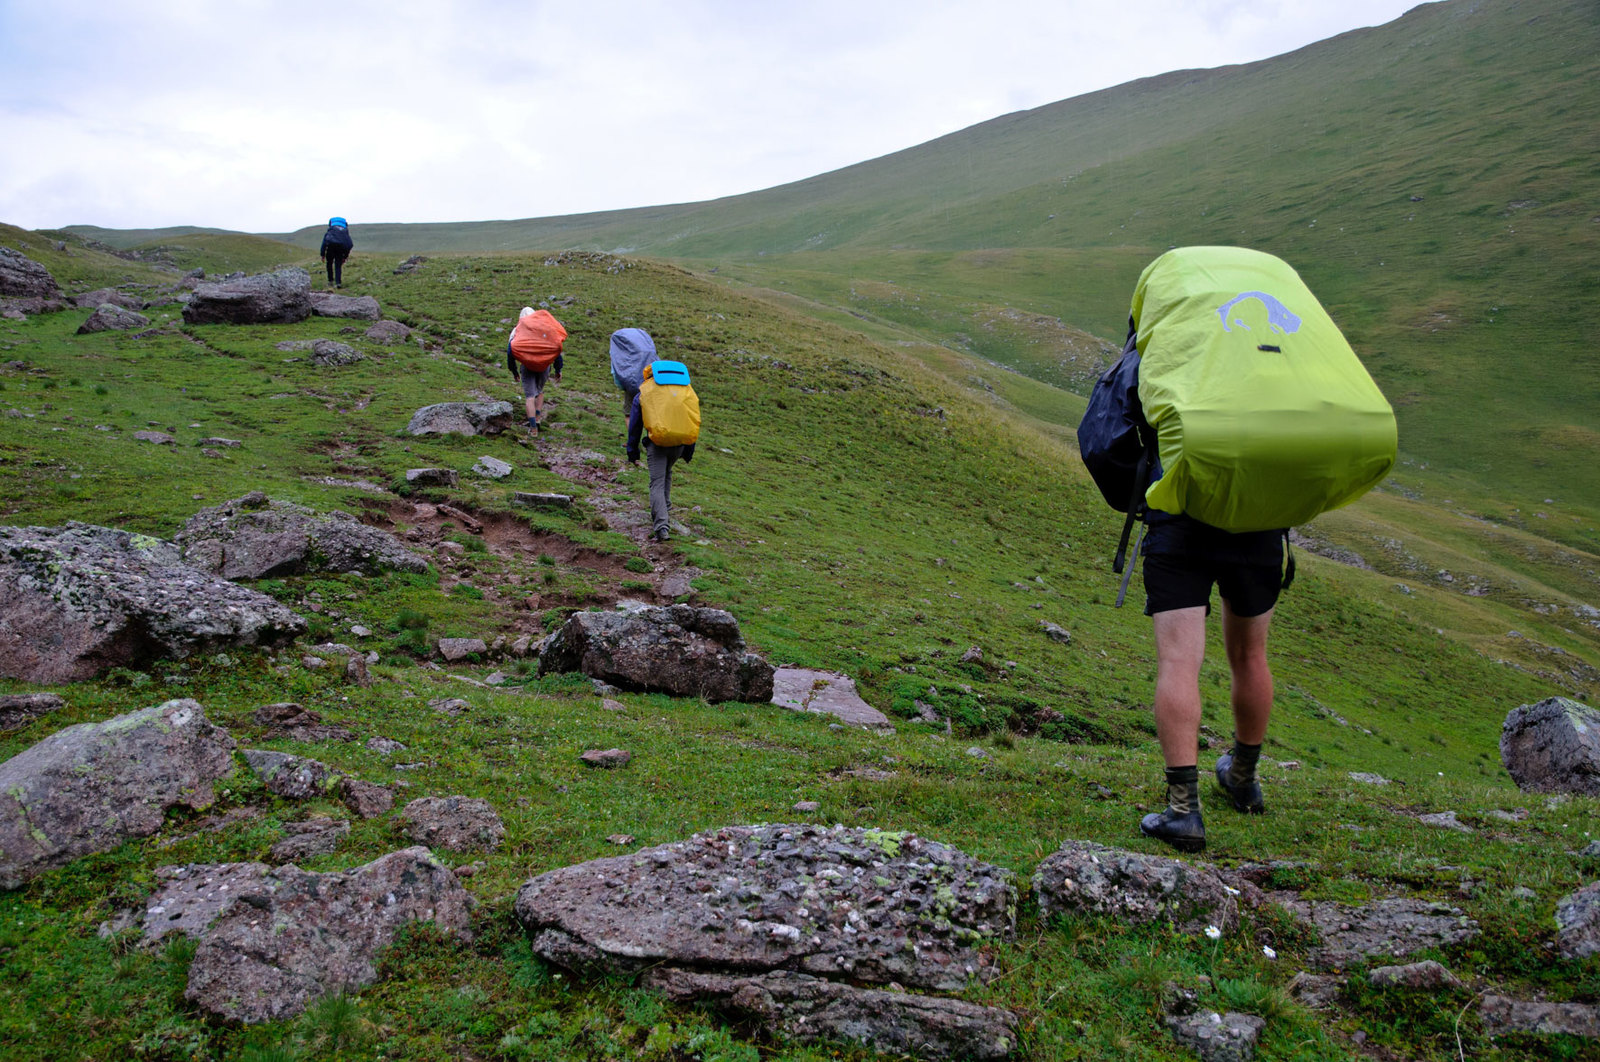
top-left (626, 360), bottom-right (700, 542)
top-left (1078, 245), bottom-right (1396, 854)
top-left (319, 217), bottom-right (354, 288)
top-left (506, 307), bottom-right (567, 434)
top-left (608, 327), bottom-right (658, 410)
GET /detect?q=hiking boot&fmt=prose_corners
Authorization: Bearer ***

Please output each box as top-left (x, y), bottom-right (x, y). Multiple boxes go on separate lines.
top-left (527, 416), bottom-right (539, 435)
top-left (1215, 753), bottom-right (1266, 814)
top-left (1139, 807), bottom-right (1206, 853)
top-left (654, 528), bottom-right (669, 542)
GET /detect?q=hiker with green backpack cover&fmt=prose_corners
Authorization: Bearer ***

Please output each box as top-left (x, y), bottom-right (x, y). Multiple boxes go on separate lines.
top-left (1078, 246), bottom-right (1396, 853)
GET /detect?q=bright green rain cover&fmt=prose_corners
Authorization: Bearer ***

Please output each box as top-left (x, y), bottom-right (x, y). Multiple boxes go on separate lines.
top-left (1131, 246), bottom-right (1397, 532)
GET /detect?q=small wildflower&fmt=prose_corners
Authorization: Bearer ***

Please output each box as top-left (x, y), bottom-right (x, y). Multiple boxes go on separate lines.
top-left (1262, 945), bottom-right (1277, 960)
top-left (1204, 925), bottom-right (1222, 940)
top-left (1223, 885), bottom-right (1240, 896)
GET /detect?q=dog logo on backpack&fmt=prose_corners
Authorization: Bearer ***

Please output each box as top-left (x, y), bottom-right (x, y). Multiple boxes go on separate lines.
top-left (1217, 291), bottom-right (1301, 335)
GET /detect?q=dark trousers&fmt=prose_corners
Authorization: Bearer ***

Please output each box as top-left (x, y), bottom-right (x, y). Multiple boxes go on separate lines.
top-left (324, 253), bottom-right (347, 286)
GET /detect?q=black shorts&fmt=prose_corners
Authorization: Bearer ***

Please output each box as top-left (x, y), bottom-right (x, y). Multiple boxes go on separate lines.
top-left (1141, 516), bottom-right (1286, 617)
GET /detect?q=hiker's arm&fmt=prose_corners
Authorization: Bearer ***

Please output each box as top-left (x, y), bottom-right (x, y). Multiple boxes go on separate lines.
top-left (552, 352), bottom-right (563, 381)
top-left (506, 344), bottom-right (518, 379)
top-left (682, 441), bottom-right (695, 464)
top-left (626, 398), bottom-right (643, 462)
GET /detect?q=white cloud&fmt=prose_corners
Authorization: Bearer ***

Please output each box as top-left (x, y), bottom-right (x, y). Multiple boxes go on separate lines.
top-left (0, 0), bottom-right (1423, 231)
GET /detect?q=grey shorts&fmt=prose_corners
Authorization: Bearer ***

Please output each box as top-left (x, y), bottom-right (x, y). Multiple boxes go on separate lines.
top-left (518, 367), bottom-right (551, 398)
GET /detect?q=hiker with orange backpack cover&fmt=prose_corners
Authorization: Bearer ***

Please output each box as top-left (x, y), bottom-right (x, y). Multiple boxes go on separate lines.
top-left (506, 307), bottom-right (566, 433)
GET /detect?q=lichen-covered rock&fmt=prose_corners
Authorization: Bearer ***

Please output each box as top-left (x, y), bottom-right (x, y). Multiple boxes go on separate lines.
top-left (398, 796), bottom-right (504, 852)
top-left (1165, 1010), bottom-right (1265, 1062)
top-left (308, 291), bottom-right (381, 320)
top-left (1501, 697), bottom-right (1600, 796)
top-left (77, 303), bottom-right (150, 334)
top-left (644, 968), bottom-right (1019, 1060)
top-left (1555, 879), bottom-right (1600, 960)
top-left (1032, 841), bottom-right (1242, 934)
top-left (0, 523), bottom-right (306, 683)
top-left (181, 267), bottom-right (312, 325)
top-left (0, 700), bottom-right (236, 887)
top-left (243, 750), bottom-right (341, 799)
top-left (406, 401), bottom-right (515, 437)
top-left (538, 604), bottom-right (775, 703)
top-left (1481, 994), bottom-right (1600, 1039)
top-left (308, 339), bottom-right (363, 366)
top-left (176, 491), bottom-right (426, 579)
top-left (184, 847), bottom-right (473, 1023)
top-left (1368, 960), bottom-right (1460, 989)
top-left (1277, 896), bottom-right (1480, 969)
top-left (514, 823), bottom-right (1015, 992)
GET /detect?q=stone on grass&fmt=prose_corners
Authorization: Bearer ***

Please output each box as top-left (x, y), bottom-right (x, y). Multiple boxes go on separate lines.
top-left (398, 795), bottom-right (505, 852)
top-left (268, 818), bottom-right (350, 863)
top-left (340, 778), bottom-right (394, 819)
top-left (177, 491), bottom-right (426, 579)
top-left (77, 303), bottom-right (149, 334)
top-left (581, 748), bottom-right (631, 769)
top-left (1032, 840), bottom-right (1242, 934)
top-left (0, 693), bottom-right (66, 730)
top-left (1555, 879), bottom-right (1600, 960)
top-left (1165, 1010), bottom-right (1265, 1062)
top-left (308, 339), bottom-right (363, 366)
top-left (1348, 772), bottom-right (1390, 785)
top-left (253, 702), bottom-right (354, 743)
top-left (184, 847), bottom-right (473, 1024)
top-left (1418, 810), bottom-right (1473, 832)
top-left (364, 320), bottom-right (411, 343)
top-left (1039, 621), bottom-right (1071, 645)
top-left (771, 668), bottom-right (889, 728)
top-left (438, 637), bottom-right (487, 662)
top-left (406, 467), bottom-right (458, 488)
top-left (428, 697), bottom-right (471, 715)
top-left (513, 491), bottom-right (573, 509)
top-left (474, 455), bottom-right (513, 479)
top-left (1277, 896), bottom-right (1480, 969)
top-left (344, 653), bottom-right (371, 687)
top-left (538, 604), bottom-right (775, 703)
top-left (1368, 960), bottom-right (1459, 990)
top-left (137, 861), bottom-right (273, 945)
top-left (0, 699), bottom-right (235, 888)
top-left (182, 267), bottom-right (312, 325)
top-left (72, 287), bottom-right (144, 311)
top-left (308, 291), bottom-right (381, 320)
top-left (1501, 696), bottom-right (1600, 796)
top-left (1481, 995), bottom-right (1600, 1039)
top-left (243, 750), bottom-right (340, 800)
top-left (406, 401), bottom-right (516, 437)
top-left (134, 430), bottom-right (176, 444)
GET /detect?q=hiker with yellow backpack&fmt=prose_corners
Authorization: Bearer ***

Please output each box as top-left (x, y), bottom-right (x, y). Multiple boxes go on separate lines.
top-left (627, 360), bottom-right (700, 542)
top-left (1079, 246), bottom-right (1396, 854)
top-left (507, 307), bottom-right (567, 434)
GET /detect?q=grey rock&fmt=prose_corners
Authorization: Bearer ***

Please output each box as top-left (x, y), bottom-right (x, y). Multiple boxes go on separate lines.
top-left (1481, 994), bottom-right (1600, 1039)
top-left (308, 339), bottom-right (363, 366)
top-left (437, 638), bottom-right (487, 662)
top-left (182, 267), bottom-right (312, 325)
top-left (137, 861), bottom-right (271, 945)
top-left (0, 246), bottom-right (61, 299)
top-left (406, 401), bottom-right (516, 437)
top-left (473, 455), bottom-right (513, 479)
top-left (0, 522), bottom-right (306, 683)
top-left (197, 436), bottom-right (241, 448)
top-left (340, 778), bottom-right (394, 819)
top-left (1033, 841), bottom-right (1241, 934)
top-left (514, 823), bottom-right (1015, 992)
top-left (1165, 1010), bottom-right (1265, 1062)
top-left (644, 968), bottom-right (1019, 1060)
top-left (398, 795), bottom-right (504, 852)
top-left (1501, 696), bottom-right (1600, 796)
top-left (658, 566), bottom-right (702, 600)
top-left (252, 702), bottom-right (354, 743)
top-left (1286, 971), bottom-right (1341, 1008)
top-left (1555, 879), bottom-right (1600, 960)
top-left (1368, 959), bottom-right (1459, 989)
top-left (1418, 810), bottom-right (1473, 832)
top-left (771, 668), bottom-right (889, 728)
top-left (71, 287), bottom-right (144, 311)
top-left (427, 697), bottom-right (471, 715)
top-left (393, 255), bottom-right (428, 274)
top-left (184, 847), bottom-right (473, 1023)
top-left (0, 692), bottom-right (66, 730)
top-left (133, 430), bottom-right (175, 444)
top-left (243, 749), bottom-right (340, 799)
top-left (793, 801), bottom-right (821, 813)
top-left (581, 748), bottom-right (631, 769)
top-left (364, 320), bottom-right (411, 344)
top-left (1039, 621), bottom-right (1071, 645)
top-left (513, 491), bottom-right (573, 509)
top-left (77, 303), bottom-right (150, 334)
top-left (1278, 896), bottom-right (1480, 969)
top-left (538, 604), bottom-right (775, 703)
top-left (269, 817), bottom-right (350, 863)
top-left (1348, 772), bottom-right (1391, 785)
top-left (308, 291), bottom-right (381, 320)
top-left (0, 699), bottom-right (236, 888)
top-left (365, 736), bottom-right (406, 755)
top-left (344, 653), bottom-right (370, 687)
top-left (405, 467), bottom-right (458, 488)
top-left (177, 491), bottom-right (426, 579)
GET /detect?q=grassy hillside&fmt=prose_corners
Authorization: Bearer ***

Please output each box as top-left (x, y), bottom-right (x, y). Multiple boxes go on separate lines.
top-left (0, 244), bottom-right (1595, 1060)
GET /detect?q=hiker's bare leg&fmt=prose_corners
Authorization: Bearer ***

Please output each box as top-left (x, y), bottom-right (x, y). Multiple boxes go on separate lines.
top-left (1220, 602), bottom-right (1274, 744)
top-left (524, 395), bottom-right (537, 420)
top-left (1151, 606), bottom-right (1207, 768)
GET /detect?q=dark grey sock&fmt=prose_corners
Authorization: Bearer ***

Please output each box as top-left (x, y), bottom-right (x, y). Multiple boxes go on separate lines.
top-left (1164, 765), bottom-right (1200, 815)
top-left (1227, 740), bottom-right (1262, 786)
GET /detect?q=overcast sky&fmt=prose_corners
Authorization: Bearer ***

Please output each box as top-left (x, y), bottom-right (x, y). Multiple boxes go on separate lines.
top-left (1, 0), bottom-right (1425, 233)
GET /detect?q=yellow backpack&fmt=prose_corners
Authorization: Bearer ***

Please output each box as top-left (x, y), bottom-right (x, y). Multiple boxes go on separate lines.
top-left (638, 361), bottom-right (700, 446)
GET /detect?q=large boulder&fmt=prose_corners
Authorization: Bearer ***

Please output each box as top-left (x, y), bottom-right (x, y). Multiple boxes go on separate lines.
top-left (1032, 841), bottom-right (1243, 934)
top-left (308, 291), bottom-right (381, 320)
top-left (76, 303), bottom-right (150, 334)
top-left (183, 846), bottom-right (473, 1023)
top-left (176, 491), bottom-right (427, 579)
top-left (1501, 697), bottom-right (1600, 796)
top-left (538, 604), bottom-right (775, 703)
top-left (0, 699), bottom-right (236, 888)
top-left (0, 246), bottom-right (60, 299)
top-left (181, 267), bottom-right (312, 325)
top-left (405, 401), bottom-right (516, 437)
top-left (0, 522), bottom-right (307, 683)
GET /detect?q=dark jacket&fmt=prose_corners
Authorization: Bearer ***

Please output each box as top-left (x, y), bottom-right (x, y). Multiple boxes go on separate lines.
top-left (319, 225), bottom-right (353, 257)
top-left (626, 392), bottom-right (695, 464)
top-left (506, 344), bottom-right (562, 379)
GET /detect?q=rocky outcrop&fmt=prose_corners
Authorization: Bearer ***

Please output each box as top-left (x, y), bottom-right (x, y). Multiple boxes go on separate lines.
top-left (1276, 896), bottom-right (1480, 969)
top-left (183, 847), bottom-right (473, 1023)
top-left (71, 287), bottom-right (145, 311)
top-left (1481, 995), bottom-right (1600, 1039)
top-left (1556, 879), bottom-right (1600, 960)
top-left (76, 303), bottom-right (150, 334)
top-left (1165, 1010), bottom-right (1265, 1062)
top-left (181, 267), bottom-right (312, 325)
top-left (397, 796), bottom-right (505, 852)
top-left (0, 699), bottom-right (236, 888)
top-left (0, 522), bottom-right (307, 683)
top-left (308, 291), bottom-right (381, 320)
top-left (405, 401), bottom-right (516, 437)
top-left (0, 246), bottom-right (60, 299)
top-left (538, 604), bottom-right (775, 703)
top-left (1033, 841), bottom-right (1244, 934)
top-left (772, 668), bottom-right (890, 728)
top-left (243, 750), bottom-right (340, 799)
top-left (176, 491), bottom-right (427, 579)
top-left (1501, 697), bottom-right (1600, 796)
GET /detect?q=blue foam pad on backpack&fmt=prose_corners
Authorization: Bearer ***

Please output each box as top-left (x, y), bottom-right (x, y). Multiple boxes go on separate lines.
top-left (651, 360), bottom-right (690, 386)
